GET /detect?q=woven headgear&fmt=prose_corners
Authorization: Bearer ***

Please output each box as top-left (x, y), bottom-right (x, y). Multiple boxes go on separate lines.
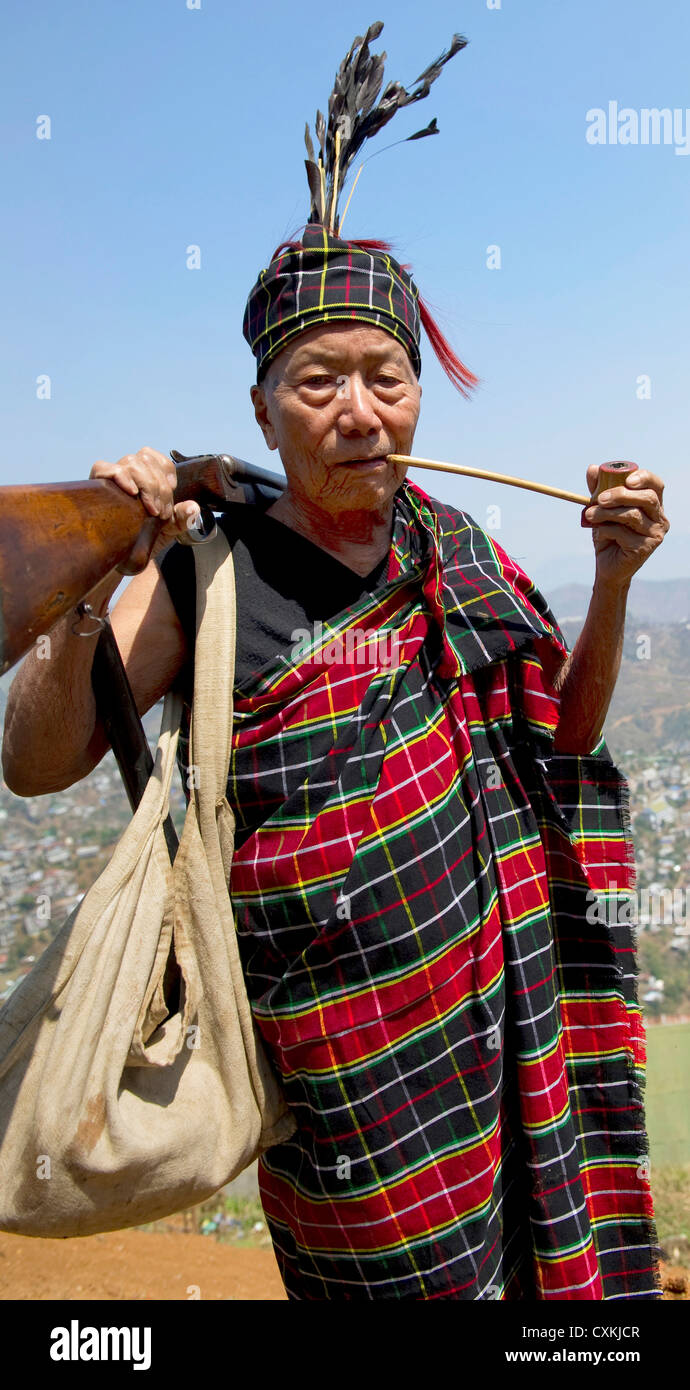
top-left (242, 23), bottom-right (477, 398)
top-left (243, 224), bottom-right (422, 382)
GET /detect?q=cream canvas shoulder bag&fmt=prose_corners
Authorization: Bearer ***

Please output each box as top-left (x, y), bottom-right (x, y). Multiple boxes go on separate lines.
top-left (0, 525), bottom-right (295, 1236)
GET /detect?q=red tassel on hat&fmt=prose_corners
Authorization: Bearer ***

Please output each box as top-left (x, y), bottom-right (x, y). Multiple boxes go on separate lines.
top-left (417, 295), bottom-right (478, 400)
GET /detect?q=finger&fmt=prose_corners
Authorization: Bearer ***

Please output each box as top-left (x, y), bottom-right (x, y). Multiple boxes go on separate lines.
top-left (157, 502), bottom-right (199, 532)
top-left (592, 506), bottom-right (658, 536)
top-left (590, 519), bottom-right (667, 555)
top-left (586, 462), bottom-right (601, 493)
top-left (138, 451), bottom-right (177, 517)
top-left (135, 447), bottom-right (177, 491)
top-left (175, 501), bottom-right (201, 531)
top-left (135, 446), bottom-right (174, 471)
top-left (89, 460), bottom-right (141, 495)
top-left (116, 448), bottom-right (174, 480)
top-left (621, 467), bottom-right (665, 500)
top-left (151, 502), bottom-right (202, 553)
top-left (583, 488), bottom-right (662, 524)
top-left (118, 458), bottom-right (175, 516)
top-left (109, 462), bottom-right (162, 514)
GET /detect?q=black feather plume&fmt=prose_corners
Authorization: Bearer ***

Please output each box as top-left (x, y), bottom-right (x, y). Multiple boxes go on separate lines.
top-left (303, 23), bottom-right (469, 229)
top-left (304, 159), bottom-right (325, 222)
top-left (407, 117), bottom-right (439, 141)
top-left (315, 109), bottom-right (327, 158)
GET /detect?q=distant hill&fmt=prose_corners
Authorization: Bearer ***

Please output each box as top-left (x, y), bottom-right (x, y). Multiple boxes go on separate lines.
top-left (547, 577), bottom-right (690, 626)
top-left (539, 580), bottom-right (690, 759)
top-left (598, 622), bottom-right (690, 761)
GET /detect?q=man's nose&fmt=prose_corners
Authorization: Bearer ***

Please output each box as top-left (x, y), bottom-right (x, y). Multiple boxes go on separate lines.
top-left (337, 374), bottom-right (381, 433)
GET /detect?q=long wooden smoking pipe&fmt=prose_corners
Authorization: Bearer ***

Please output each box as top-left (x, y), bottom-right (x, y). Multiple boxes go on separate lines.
top-left (388, 456), bottom-right (637, 506)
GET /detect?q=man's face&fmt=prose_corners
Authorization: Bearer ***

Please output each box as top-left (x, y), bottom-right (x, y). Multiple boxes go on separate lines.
top-left (250, 323), bottom-right (421, 516)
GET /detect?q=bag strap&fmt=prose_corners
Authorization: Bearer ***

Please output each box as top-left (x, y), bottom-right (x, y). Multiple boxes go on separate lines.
top-left (186, 526), bottom-right (237, 816)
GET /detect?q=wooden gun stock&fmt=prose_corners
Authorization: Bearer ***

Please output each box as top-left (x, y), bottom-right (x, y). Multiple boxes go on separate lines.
top-left (0, 452), bottom-right (285, 675)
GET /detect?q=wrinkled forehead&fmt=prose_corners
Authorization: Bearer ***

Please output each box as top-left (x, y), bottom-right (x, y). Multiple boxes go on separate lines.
top-left (262, 321), bottom-right (418, 386)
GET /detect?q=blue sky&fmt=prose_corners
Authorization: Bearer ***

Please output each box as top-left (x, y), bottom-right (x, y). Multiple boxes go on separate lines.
top-left (1, 0), bottom-right (689, 591)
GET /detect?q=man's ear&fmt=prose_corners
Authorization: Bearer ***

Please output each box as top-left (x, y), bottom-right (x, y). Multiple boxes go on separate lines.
top-left (250, 381), bottom-right (279, 451)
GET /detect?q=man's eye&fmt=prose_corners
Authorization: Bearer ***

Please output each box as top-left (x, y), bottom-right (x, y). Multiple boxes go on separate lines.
top-left (375, 375), bottom-right (400, 386)
top-left (302, 375), bottom-right (334, 387)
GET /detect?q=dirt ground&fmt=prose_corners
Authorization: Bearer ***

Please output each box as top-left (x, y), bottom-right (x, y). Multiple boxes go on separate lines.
top-left (0, 1228), bottom-right (687, 1301)
top-left (0, 1227), bottom-right (287, 1301)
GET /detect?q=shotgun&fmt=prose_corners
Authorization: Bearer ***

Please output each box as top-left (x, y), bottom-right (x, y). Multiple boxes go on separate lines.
top-left (0, 451), bottom-right (286, 677)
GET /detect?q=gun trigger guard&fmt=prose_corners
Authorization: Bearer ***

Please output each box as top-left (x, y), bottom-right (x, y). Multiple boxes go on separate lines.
top-left (178, 505), bottom-right (218, 546)
top-left (72, 603), bottom-right (108, 637)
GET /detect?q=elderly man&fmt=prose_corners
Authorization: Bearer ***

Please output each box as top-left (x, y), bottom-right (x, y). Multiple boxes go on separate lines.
top-left (2, 214), bottom-right (669, 1302)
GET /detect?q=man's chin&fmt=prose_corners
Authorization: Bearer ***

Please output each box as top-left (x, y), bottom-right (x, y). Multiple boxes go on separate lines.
top-left (325, 470), bottom-right (405, 516)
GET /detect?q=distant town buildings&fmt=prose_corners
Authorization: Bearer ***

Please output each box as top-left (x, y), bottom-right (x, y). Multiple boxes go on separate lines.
top-left (0, 724), bottom-right (186, 1003)
top-left (1, 727), bottom-right (689, 1017)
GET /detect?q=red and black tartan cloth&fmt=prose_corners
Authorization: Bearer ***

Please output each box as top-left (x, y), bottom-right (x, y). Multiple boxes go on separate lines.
top-left (204, 478), bottom-right (661, 1301)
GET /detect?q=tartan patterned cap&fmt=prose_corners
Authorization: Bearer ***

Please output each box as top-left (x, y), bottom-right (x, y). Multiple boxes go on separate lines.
top-left (241, 27), bottom-right (478, 398)
top-left (242, 223), bottom-right (422, 382)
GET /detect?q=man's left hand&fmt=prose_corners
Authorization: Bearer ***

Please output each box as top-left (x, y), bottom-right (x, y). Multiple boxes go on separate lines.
top-left (581, 461), bottom-right (669, 588)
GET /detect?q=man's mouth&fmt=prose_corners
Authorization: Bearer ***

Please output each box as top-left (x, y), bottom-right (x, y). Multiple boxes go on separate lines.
top-left (338, 455), bottom-right (389, 468)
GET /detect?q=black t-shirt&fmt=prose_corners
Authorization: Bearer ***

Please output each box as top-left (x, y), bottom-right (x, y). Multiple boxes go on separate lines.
top-left (155, 502), bottom-right (391, 700)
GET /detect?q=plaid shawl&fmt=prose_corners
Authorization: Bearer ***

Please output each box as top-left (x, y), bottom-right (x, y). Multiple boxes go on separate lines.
top-left (198, 479), bottom-right (660, 1301)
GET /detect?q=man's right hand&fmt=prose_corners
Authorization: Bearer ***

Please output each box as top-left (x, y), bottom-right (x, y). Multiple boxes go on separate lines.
top-left (90, 447), bottom-right (202, 555)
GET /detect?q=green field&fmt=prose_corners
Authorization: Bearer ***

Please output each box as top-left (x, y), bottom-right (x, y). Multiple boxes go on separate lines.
top-left (644, 1021), bottom-right (690, 1167)
top-left (637, 1023), bottom-right (690, 1246)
